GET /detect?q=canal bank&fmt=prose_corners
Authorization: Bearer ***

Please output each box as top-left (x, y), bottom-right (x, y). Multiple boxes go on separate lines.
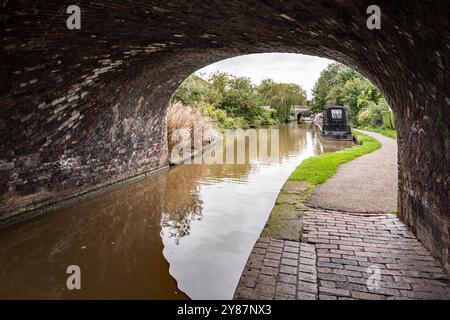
top-left (161, 123), bottom-right (350, 299)
top-left (0, 123), bottom-right (349, 299)
top-left (261, 130), bottom-right (382, 242)
top-left (234, 130), bottom-right (450, 300)
top-left (0, 164), bottom-right (170, 229)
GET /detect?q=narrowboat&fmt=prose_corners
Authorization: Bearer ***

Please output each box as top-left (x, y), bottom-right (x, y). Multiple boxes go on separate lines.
top-left (313, 106), bottom-right (353, 140)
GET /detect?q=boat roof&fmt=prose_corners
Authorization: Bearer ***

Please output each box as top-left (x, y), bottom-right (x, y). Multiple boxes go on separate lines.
top-left (324, 106), bottom-right (347, 110)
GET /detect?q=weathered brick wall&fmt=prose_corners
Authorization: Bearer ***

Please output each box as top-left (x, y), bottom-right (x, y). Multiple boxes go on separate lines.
top-left (0, 1), bottom-right (449, 272)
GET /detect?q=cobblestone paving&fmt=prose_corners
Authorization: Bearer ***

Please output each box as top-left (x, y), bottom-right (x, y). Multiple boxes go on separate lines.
top-left (234, 238), bottom-right (318, 300)
top-left (234, 209), bottom-right (450, 300)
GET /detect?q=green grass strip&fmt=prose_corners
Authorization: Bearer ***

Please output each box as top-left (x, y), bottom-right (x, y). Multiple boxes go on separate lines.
top-left (357, 126), bottom-right (397, 140)
top-left (289, 131), bottom-right (381, 185)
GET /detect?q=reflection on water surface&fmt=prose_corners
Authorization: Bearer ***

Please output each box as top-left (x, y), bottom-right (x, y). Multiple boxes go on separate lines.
top-left (0, 123), bottom-right (351, 299)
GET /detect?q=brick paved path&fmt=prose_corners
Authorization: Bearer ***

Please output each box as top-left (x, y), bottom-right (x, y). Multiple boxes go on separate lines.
top-left (234, 209), bottom-right (450, 300)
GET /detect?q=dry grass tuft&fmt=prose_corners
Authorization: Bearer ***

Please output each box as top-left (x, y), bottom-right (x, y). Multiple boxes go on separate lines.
top-left (167, 102), bottom-right (216, 161)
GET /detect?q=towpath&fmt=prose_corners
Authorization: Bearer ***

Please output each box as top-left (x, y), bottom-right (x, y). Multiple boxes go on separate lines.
top-left (234, 131), bottom-right (450, 300)
top-left (306, 130), bottom-right (398, 213)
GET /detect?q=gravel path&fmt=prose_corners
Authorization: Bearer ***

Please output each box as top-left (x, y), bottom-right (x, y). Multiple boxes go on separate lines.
top-left (305, 130), bottom-right (397, 213)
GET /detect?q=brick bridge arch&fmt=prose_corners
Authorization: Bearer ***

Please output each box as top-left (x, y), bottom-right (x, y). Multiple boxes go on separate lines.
top-left (0, 1), bottom-right (448, 272)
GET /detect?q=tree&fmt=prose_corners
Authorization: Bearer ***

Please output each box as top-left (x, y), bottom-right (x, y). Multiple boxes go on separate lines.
top-left (206, 72), bottom-right (229, 107)
top-left (258, 79), bottom-right (307, 121)
top-left (221, 76), bottom-right (262, 124)
top-left (341, 78), bottom-right (382, 123)
top-left (311, 62), bottom-right (383, 124)
top-left (357, 98), bottom-right (390, 127)
top-left (172, 75), bottom-right (210, 106)
top-left (311, 63), bottom-right (362, 112)
top-left (172, 72), bottom-right (306, 128)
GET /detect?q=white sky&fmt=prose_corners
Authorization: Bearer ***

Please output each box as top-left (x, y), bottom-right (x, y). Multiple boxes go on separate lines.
top-left (196, 53), bottom-right (334, 99)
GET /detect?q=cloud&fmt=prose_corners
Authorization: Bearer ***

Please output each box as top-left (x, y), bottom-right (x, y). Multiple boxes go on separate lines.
top-left (196, 53), bottom-right (334, 99)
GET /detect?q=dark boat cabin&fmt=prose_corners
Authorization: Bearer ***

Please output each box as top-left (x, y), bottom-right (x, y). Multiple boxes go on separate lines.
top-left (315, 106), bottom-right (353, 140)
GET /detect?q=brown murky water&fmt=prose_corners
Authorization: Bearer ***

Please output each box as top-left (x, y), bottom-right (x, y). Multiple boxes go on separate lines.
top-left (0, 123), bottom-right (351, 299)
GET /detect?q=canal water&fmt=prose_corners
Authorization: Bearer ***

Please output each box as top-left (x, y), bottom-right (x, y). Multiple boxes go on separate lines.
top-left (0, 123), bottom-right (351, 299)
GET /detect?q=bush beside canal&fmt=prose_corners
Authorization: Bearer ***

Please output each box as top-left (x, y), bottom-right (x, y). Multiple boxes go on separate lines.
top-left (167, 102), bottom-right (217, 164)
top-left (171, 73), bottom-right (307, 128)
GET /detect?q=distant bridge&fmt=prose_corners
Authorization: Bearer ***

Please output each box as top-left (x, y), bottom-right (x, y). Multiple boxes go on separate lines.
top-left (291, 106), bottom-right (311, 120)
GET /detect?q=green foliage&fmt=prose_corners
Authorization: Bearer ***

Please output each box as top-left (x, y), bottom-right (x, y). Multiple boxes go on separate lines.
top-left (258, 79), bottom-right (307, 121)
top-left (172, 75), bottom-right (210, 105)
top-left (200, 103), bottom-right (242, 129)
top-left (311, 63), bottom-right (383, 124)
top-left (357, 99), bottom-right (390, 128)
top-left (342, 78), bottom-right (381, 123)
top-left (289, 132), bottom-right (381, 185)
top-left (381, 108), bottom-right (395, 129)
top-left (311, 63), bottom-right (362, 113)
top-left (311, 62), bottom-right (395, 134)
top-left (221, 76), bottom-right (263, 125)
top-left (172, 72), bottom-right (306, 128)
top-left (356, 99), bottom-right (397, 139)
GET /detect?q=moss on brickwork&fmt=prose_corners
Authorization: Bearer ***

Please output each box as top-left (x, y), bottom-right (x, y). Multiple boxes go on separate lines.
top-left (261, 181), bottom-right (313, 241)
top-left (262, 132), bottom-right (380, 241)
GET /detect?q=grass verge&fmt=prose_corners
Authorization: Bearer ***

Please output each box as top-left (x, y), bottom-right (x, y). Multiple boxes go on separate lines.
top-left (356, 126), bottom-right (397, 140)
top-left (261, 131), bottom-right (381, 241)
top-left (289, 131), bottom-right (381, 185)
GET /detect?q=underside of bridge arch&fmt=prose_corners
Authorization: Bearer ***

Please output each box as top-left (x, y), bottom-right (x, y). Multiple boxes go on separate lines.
top-left (0, 1), bottom-right (449, 272)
